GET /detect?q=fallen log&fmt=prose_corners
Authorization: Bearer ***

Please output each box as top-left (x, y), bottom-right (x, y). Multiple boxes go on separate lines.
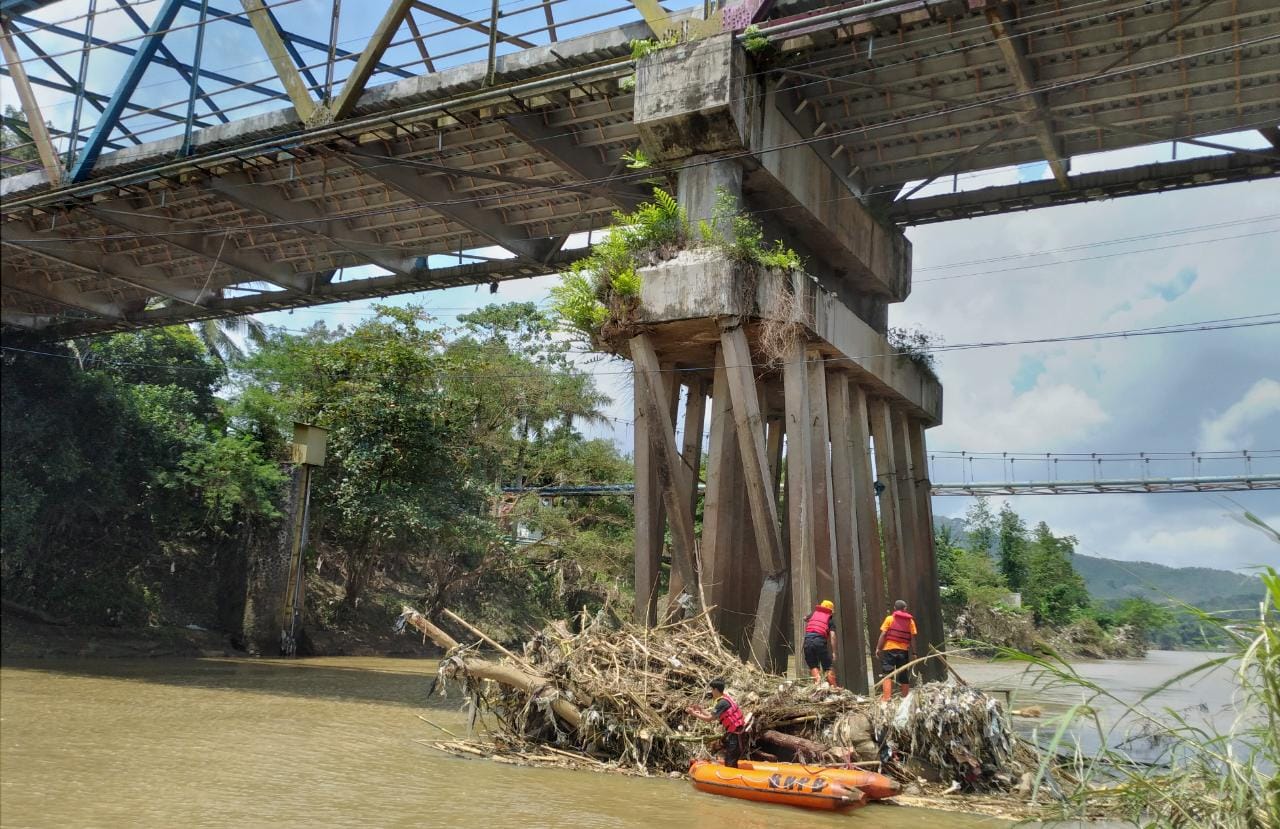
top-left (400, 606), bottom-right (583, 730)
top-left (759, 729), bottom-right (836, 763)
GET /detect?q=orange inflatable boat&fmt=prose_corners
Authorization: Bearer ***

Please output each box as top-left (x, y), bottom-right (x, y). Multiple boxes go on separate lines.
top-left (734, 760), bottom-right (901, 801)
top-left (688, 760), bottom-right (867, 811)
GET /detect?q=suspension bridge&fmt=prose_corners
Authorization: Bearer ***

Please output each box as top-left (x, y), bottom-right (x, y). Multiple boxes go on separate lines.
top-left (501, 450), bottom-right (1280, 496)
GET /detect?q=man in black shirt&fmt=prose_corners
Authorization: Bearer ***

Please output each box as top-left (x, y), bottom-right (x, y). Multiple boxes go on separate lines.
top-left (686, 678), bottom-right (746, 767)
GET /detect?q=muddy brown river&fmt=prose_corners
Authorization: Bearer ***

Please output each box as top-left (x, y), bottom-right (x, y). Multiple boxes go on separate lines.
top-left (0, 651), bottom-right (1232, 827)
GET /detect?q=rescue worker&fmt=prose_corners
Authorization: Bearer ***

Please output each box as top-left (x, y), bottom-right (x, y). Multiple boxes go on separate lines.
top-left (686, 678), bottom-right (746, 768)
top-left (802, 599), bottom-right (838, 686)
top-left (875, 599), bottom-right (917, 701)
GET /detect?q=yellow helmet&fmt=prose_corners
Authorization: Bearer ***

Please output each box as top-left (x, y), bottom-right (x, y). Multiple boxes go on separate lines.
top-left (819, 600), bottom-right (834, 610)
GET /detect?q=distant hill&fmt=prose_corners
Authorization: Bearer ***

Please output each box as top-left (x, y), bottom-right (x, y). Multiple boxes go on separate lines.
top-left (933, 516), bottom-right (1264, 610)
top-left (1072, 554), bottom-right (1263, 608)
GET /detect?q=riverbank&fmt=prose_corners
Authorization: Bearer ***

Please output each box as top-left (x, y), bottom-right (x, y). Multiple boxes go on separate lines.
top-left (0, 604), bottom-right (439, 660)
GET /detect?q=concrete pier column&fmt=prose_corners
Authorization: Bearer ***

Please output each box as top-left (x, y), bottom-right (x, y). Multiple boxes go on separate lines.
top-left (826, 372), bottom-right (870, 692)
top-left (849, 383), bottom-right (888, 651)
top-left (908, 419), bottom-right (947, 682)
top-left (869, 397), bottom-right (909, 604)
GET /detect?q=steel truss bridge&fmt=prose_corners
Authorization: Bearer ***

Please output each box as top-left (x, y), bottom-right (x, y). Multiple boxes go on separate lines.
top-left (503, 450), bottom-right (1280, 495)
top-left (0, 0), bottom-right (1277, 338)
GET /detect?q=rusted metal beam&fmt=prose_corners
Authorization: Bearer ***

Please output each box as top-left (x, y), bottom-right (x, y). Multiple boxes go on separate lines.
top-left (341, 149), bottom-right (557, 262)
top-left (412, 1), bottom-right (536, 48)
top-left (503, 112), bottom-right (650, 210)
top-left (2, 267), bottom-right (123, 320)
top-left (240, 0), bottom-right (318, 121)
top-left (985, 6), bottom-right (1069, 188)
top-left (2, 232), bottom-right (206, 305)
top-left (0, 18), bottom-right (62, 184)
top-left (87, 205), bottom-right (312, 292)
top-left (331, 0), bottom-right (414, 120)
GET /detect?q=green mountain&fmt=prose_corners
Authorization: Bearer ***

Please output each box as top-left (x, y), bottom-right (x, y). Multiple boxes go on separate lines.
top-left (934, 516), bottom-right (1264, 610)
top-left (1071, 554), bottom-right (1264, 609)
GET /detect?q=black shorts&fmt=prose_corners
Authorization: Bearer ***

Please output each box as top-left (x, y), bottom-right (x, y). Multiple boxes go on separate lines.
top-left (722, 732), bottom-right (743, 768)
top-left (879, 648), bottom-right (911, 680)
top-left (802, 635), bottom-right (832, 671)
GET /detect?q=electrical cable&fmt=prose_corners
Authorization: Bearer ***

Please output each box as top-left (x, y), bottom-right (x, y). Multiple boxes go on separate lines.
top-left (2, 312), bottom-right (1276, 378)
top-left (914, 227), bottom-right (1280, 284)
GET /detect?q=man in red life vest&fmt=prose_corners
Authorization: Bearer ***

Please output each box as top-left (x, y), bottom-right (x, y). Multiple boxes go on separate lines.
top-left (802, 599), bottom-right (838, 686)
top-left (686, 678), bottom-right (746, 767)
top-left (875, 599), bottom-right (917, 701)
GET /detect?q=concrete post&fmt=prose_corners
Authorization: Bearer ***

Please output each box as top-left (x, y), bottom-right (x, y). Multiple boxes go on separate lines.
top-left (241, 466), bottom-right (299, 655)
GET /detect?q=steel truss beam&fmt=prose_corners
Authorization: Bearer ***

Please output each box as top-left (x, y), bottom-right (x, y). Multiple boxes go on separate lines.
top-left (984, 6), bottom-right (1069, 187)
top-left (18, 251), bottom-right (585, 340)
top-left (112, 0), bottom-right (228, 125)
top-left (503, 112), bottom-right (650, 210)
top-left (86, 204), bottom-right (313, 291)
top-left (194, 2), bottom-right (412, 80)
top-left (331, 0), bottom-right (413, 120)
top-left (207, 170), bottom-right (413, 277)
top-left (1, 266), bottom-right (123, 319)
top-left (240, 0), bottom-right (318, 120)
top-left (68, 0), bottom-right (186, 182)
top-left (340, 149), bottom-right (558, 262)
top-left (889, 151), bottom-right (1280, 225)
top-left (0, 17), bottom-right (62, 183)
top-left (2, 230), bottom-right (207, 305)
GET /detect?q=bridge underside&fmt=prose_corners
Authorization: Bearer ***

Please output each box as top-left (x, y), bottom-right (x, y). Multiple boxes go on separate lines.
top-left (1, 0), bottom-right (1278, 338)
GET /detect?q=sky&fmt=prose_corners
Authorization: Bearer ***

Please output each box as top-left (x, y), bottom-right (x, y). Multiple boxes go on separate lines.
top-left (3, 1), bottom-right (1277, 573)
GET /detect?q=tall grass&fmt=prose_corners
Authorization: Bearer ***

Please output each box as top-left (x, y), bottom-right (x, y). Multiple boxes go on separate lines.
top-left (998, 564), bottom-right (1278, 827)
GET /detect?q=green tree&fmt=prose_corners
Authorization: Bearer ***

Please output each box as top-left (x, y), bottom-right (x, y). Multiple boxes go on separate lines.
top-left (1022, 521), bottom-right (1090, 626)
top-left (964, 496), bottom-right (997, 556)
top-left (233, 304), bottom-right (622, 615)
top-left (1, 328), bottom-right (281, 624)
top-left (996, 502), bottom-right (1030, 591)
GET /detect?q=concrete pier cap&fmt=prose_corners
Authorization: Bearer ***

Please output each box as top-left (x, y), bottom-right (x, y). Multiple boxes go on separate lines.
top-left (633, 33), bottom-right (913, 313)
top-left (632, 250), bottom-right (942, 426)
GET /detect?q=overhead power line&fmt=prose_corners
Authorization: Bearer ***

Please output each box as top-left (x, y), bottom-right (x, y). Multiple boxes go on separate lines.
top-left (3, 312), bottom-right (1276, 378)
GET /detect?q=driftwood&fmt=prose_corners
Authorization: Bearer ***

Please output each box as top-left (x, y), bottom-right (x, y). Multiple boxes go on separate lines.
top-left (400, 606), bottom-right (583, 729)
top-left (399, 604), bottom-right (1028, 787)
top-left (759, 729), bottom-right (836, 763)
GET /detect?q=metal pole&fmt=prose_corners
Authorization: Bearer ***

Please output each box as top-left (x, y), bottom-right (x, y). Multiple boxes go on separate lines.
top-left (67, 0), bottom-right (97, 168)
top-left (485, 0), bottom-right (500, 86)
top-left (325, 0), bottom-right (341, 102)
top-left (287, 463), bottom-right (314, 654)
top-left (182, 0), bottom-right (209, 157)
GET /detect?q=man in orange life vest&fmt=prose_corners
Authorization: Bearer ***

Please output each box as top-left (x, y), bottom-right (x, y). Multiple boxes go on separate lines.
top-left (686, 678), bottom-right (746, 767)
top-left (875, 599), bottom-right (917, 701)
top-left (802, 599), bottom-right (838, 686)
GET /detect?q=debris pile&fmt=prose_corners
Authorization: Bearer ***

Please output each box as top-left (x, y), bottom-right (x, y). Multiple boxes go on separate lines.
top-left (399, 605), bottom-right (1031, 789)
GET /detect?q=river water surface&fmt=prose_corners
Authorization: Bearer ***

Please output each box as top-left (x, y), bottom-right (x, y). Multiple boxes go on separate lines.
top-left (0, 652), bottom-right (1233, 827)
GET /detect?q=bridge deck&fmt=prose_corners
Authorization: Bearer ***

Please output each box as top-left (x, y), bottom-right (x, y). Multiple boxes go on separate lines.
top-left (2, 0), bottom-right (1277, 337)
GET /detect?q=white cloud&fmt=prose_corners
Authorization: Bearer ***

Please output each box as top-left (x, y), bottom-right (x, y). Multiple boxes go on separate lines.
top-left (1198, 378), bottom-right (1280, 450)
top-left (935, 382), bottom-right (1109, 451)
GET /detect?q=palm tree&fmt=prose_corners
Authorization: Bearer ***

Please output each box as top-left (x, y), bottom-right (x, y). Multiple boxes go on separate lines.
top-left (193, 314), bottom-right (267, 365)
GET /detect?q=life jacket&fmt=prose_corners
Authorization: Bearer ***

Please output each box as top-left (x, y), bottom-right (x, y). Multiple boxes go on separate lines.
top-left (717, 694), bottom-right (746, 733)
top-left (804, 605), bottom-right (833, 638)
top-left (884, 610), bottom-right (915, 644)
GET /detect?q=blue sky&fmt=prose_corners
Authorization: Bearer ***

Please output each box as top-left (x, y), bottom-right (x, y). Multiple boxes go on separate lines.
top-left (4, 1), bottom-right (1277, 571)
